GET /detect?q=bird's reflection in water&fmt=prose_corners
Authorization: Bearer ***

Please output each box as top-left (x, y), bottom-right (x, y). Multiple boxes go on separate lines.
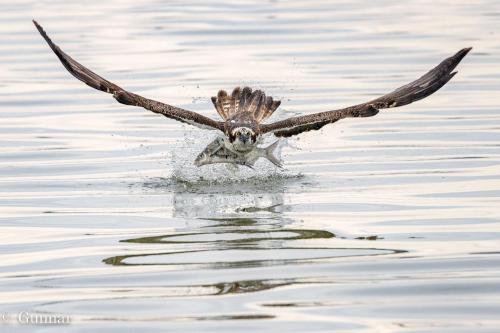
top-left (143, 172), bottom-right (295, 210)
top-left (104, 176), bottom-right (399, 296)
top-left (168, 175), bottom-right (296, 219)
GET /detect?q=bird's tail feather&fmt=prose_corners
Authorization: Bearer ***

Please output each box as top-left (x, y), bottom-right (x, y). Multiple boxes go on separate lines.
top-left (211, 86), bottom-right (280, 122)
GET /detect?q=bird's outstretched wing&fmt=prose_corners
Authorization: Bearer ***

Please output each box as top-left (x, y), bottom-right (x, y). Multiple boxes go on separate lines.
top-left (261, 48), bottom-right (472, 137)
top-left (33, 20), bottom-right (224, 132)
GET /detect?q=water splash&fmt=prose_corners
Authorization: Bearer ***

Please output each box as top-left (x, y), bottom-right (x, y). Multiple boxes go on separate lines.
top-left (168, 127), bottom-right (298, 184)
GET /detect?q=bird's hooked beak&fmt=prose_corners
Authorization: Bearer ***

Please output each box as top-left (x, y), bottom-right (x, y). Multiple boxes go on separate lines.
top-left (240, 133), bottom-right (249, 144)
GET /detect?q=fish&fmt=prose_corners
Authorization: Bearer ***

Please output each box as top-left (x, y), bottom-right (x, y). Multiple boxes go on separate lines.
top-left (194, 137), bottom-right (282, 168)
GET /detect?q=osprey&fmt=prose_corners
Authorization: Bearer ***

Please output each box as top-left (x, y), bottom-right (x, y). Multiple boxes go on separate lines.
top-left (33, 20), bottom-right (471, 168)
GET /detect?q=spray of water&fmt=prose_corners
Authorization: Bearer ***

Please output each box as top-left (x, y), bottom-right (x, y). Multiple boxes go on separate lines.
top-left (167, 127), bottom-right (299, 185)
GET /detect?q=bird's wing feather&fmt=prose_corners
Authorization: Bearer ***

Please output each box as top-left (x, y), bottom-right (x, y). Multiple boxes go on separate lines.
top-left (33, 20), bottom-right (224, 132)
top-left (261, 48), bottom-right (471, 137)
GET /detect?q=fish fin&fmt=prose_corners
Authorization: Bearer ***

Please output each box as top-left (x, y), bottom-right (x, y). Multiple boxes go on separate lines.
top-left (265, 140), bottom-right (283, 168)
top-left (242, 163), bottom-right (255, 170)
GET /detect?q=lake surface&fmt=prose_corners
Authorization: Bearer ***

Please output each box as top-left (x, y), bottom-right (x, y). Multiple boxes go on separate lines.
top-left (1, 1), bottom-right (500, 332)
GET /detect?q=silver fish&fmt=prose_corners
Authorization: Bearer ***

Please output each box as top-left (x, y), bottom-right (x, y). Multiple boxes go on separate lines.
top-left (194, 137), bottom-right (282, 168)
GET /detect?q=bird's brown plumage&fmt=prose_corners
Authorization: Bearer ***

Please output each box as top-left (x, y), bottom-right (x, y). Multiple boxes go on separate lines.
top-left (32, 20), bottom-right (225, 132)
top-left (33, 20), bottom-right (471, 144)
top-left (260, 47), bottom-right (472, 137)
top-left (211, 87), bottom-right (281, 123)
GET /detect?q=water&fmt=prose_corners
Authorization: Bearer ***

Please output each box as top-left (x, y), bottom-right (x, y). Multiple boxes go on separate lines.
top-left (1, 0), bottom-right (500, 332)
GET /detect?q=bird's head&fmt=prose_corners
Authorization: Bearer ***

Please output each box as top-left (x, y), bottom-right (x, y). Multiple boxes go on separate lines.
top-left (229, 127), bottom-right (257, 152)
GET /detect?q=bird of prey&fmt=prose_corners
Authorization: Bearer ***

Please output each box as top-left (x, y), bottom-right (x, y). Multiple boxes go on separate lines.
top-left (33, 20), bottom-right (471, 168)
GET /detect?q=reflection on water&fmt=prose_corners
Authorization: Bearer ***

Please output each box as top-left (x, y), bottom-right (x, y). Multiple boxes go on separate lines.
top-left (101, 200), bottom-right (404, 303)
top-left (104, 214), bottom-right (398, 269)
top-left (143, 174), bottom-right (299, 218)
top-left (121, 228), bottom-right (335, 244)
top-left (1, 0), bottom-right (500, 332)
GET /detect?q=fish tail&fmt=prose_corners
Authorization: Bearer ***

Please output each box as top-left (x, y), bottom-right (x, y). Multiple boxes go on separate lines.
top-left (265, 140), bottom-right (283, 168)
